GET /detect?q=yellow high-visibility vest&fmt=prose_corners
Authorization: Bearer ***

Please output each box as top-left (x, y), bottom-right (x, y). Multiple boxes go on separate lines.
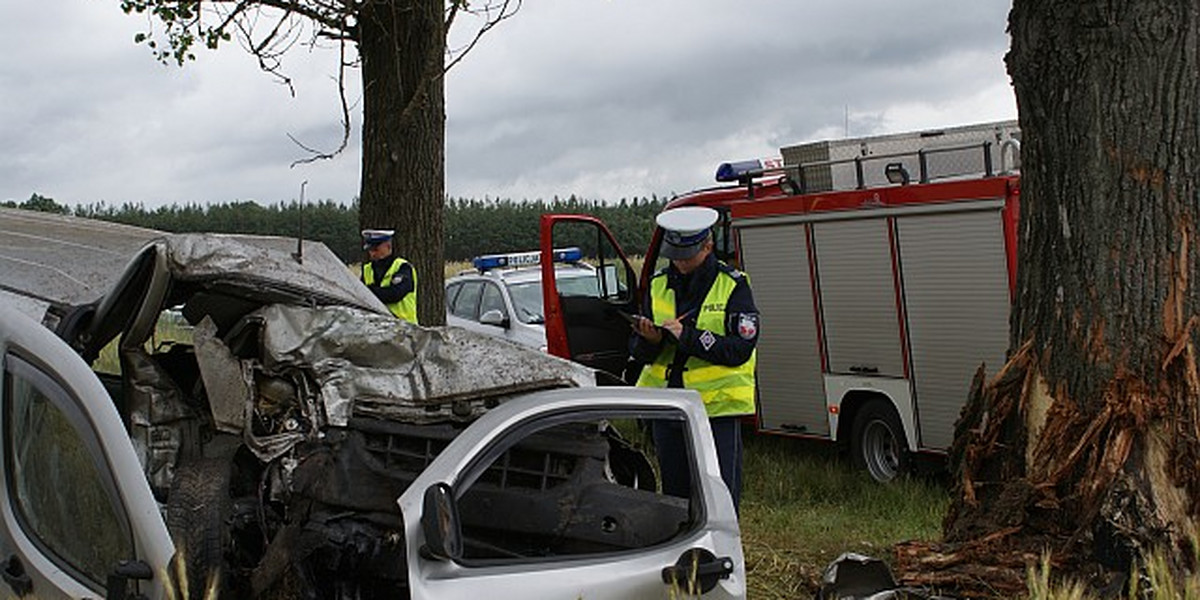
top-left (363, 257), bottom-right (419, 324)
top-left (636, 268), bottom-right (756, 417)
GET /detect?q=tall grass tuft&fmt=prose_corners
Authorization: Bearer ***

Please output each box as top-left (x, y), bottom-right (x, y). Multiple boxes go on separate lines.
top-left (1027, 551), bottom-right (1086, 600)
top-left (163, 547), bottom-right (220, 600)
top-left (1127, 536), bottom-right (1200, 600)
top-left (1026, 537), bottom-right (1200, 600)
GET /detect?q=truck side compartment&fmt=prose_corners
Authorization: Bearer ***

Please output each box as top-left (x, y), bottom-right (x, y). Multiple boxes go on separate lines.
top-left (731, 171), bottom-right (1019, 481)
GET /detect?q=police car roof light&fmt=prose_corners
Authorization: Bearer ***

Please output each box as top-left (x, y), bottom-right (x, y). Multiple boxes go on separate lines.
top-left (552, 247), bottom-right (584, 263)
top-left (715, 157), bottom-right (785, 183)
top-left (472, 247), bottom-right (583, 272)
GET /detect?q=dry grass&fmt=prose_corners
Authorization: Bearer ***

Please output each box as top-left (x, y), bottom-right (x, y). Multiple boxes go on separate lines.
top-left (1026, 540), bottom-right (1200, 600)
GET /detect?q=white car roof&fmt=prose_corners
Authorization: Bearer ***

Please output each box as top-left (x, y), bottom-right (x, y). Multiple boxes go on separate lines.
top-left (0, 207), bottom-right (161, 312)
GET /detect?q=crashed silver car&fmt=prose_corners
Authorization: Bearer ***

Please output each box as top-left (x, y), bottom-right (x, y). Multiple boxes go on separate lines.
top-left (0, 208), bottom-right (744, 599)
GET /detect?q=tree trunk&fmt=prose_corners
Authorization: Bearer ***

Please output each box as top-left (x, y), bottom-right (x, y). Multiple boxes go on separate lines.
top-left (898, 1), bottom-right (1200, 596)
top-left (357, 0), bottom-right (446, 325)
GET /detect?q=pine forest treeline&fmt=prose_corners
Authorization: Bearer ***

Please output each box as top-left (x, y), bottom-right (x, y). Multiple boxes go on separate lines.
top-left (4, 193), bottom-right (668, 263)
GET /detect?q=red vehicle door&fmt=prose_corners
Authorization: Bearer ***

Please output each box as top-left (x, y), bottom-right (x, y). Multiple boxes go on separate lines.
top-left (538, 214), bottom-right (640, 383)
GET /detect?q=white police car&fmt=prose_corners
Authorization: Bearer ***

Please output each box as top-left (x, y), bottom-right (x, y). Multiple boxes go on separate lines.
top-left (446, 248), bottom-right (605, 351)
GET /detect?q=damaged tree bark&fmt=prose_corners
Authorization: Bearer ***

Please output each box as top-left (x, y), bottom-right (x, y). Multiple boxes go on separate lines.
top-left (897, 1), bottom-right (1200, 596)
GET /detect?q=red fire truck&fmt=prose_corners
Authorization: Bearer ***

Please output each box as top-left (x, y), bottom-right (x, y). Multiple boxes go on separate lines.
top-left (538, 120), bottom-right (1022, 482)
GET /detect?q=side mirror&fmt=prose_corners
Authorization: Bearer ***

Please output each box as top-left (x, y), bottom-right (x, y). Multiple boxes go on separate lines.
top-left (420, 482), bottom-right (463, 561)
top-left (479, 309), bottom-right (509, 328)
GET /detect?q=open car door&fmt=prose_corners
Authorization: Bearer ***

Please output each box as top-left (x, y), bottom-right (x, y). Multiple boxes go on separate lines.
top-left (399, 387), bottom-right (746, 600)
top-left (539, 214), bottom-right (640, 383)
top-left (0, 304), bottom-right (174, 599)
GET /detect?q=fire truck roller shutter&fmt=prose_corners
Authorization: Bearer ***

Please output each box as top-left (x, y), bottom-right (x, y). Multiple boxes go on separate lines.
top-left (894, 205), bottom-right (1009, 451)
top-left (736, 223), bottom-right (828, 436)
top-left (812, 218), bottom-right (906, 378)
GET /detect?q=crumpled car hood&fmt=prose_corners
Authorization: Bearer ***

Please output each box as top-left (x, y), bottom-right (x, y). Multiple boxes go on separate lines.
top-left (254, 304), bottom-right (596, 427)
top-left (163, 233), bottom-right (386, 314)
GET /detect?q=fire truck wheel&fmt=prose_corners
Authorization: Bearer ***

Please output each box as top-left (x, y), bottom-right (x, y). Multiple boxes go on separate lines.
top-left (850, 400), bottom-right (909, 483)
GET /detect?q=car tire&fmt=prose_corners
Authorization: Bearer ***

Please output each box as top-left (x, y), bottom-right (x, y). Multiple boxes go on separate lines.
top-left (166, 457), bottom-right (232, 597)
top-left (850, 399), bottom-right (909, 483)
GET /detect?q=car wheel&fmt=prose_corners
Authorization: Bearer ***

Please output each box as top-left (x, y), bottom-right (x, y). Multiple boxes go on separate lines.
top-left (166, 457), bottom-right (232, 597)
top-left (850, 399), bottom-right (909, 483)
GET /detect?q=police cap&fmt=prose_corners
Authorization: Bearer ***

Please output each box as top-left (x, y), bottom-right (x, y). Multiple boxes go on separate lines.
top-left (361, 229), bottom-right (394, 250)
top-left (656, 207), bottom-right (718, 260)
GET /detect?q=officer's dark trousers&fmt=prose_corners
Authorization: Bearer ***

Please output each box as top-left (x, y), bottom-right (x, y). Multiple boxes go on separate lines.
top-left (652, 416), bottom-right (743, 512)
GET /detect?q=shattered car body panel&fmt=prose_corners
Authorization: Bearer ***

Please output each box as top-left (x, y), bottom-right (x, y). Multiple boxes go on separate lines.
top-left (254, 304), bottom-right (593, 428)
top-left (78, 232), bottom-right (387, 361)
top-left (0, 210), bottom-right (744, 598)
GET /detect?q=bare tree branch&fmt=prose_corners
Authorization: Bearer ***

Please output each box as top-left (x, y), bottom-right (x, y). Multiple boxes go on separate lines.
top-left (289, 34), bottom-right (353, 166)
top-left (444, 0), bottom-right (519, 73)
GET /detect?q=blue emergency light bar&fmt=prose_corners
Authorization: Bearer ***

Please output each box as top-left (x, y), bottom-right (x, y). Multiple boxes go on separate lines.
top-left (473, 247), bottom-right (584, 272)
top-left (714, 157), bottom-right (785, 182)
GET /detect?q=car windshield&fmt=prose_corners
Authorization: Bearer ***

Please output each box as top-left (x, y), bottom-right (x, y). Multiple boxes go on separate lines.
top-left (508, 271), bottom-right (602, 325)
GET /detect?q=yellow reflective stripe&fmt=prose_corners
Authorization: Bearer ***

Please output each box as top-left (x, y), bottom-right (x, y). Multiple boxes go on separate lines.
top-left (705, 395), bottom-right (756, 418)
top-left (682, 362), bottom-right (737, 383)
top-left (689, 376), bottom-right (755, 394)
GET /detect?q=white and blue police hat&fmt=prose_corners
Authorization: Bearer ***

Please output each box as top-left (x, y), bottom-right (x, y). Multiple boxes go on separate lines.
top-left (361, 229), bottom-right (394, 250)
top-left (657, 206), bottom-right (718, 260)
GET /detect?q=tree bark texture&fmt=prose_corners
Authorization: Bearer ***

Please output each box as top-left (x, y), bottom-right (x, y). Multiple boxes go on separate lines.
top-left (357, 0), bottom-right (446, 325)
top-left (898, 1), bottom-right (1200, 596)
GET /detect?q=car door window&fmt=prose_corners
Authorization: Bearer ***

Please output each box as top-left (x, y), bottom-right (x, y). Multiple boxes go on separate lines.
top-left (445, 282), bottom-right (461, 311)
top-left (478, 283), bottom-right (507, 322)
top-left (451, 281), bottom-right (484, 320)
top-left (454, 411), bottom-right (697, 562)
top-left (4, 353), bottom-right (134, 589)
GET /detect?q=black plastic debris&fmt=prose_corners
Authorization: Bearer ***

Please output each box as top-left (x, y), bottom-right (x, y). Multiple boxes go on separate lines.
top-left (815, 552), bottom-right (954, 600)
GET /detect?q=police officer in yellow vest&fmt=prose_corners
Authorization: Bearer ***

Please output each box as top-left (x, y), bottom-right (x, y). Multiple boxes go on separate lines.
top-left (630, 206), bottom-right (758, 511)
top-left (360, 229), bottom-right (419, 324)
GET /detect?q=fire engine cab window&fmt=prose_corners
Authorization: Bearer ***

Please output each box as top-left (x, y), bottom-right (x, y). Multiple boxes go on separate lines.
top-left (451, 281), bottom-right (484, 320)
top-left (4, 354), bottom-right (133, 589)
top-left (454, 413), bottom-right (695, 562)
top-left (712, 209), bottom-right (735, 264)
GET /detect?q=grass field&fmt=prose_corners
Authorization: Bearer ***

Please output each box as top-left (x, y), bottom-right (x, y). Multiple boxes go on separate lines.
top-left (738, 431), bottom-right (949, 597)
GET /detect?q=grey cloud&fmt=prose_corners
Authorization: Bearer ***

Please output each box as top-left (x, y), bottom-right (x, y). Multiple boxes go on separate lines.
top-left (2, 0), bottom-right (1014, 208)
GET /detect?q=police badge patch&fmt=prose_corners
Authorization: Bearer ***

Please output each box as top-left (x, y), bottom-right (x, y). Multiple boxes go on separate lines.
top-left (699, 330), bottom-right (717, 350)
top-left (737, 313), bottom-right (759, 340)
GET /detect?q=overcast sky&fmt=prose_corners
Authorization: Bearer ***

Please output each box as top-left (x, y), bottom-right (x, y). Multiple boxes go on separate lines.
top-left (0, 1), bottom-right (1016, 209)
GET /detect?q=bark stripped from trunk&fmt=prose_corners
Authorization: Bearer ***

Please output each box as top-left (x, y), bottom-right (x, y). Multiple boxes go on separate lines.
top-left (897, 1), bottom-right (1200, 595)
top-left (357, 0), bottom-right (447, 325)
